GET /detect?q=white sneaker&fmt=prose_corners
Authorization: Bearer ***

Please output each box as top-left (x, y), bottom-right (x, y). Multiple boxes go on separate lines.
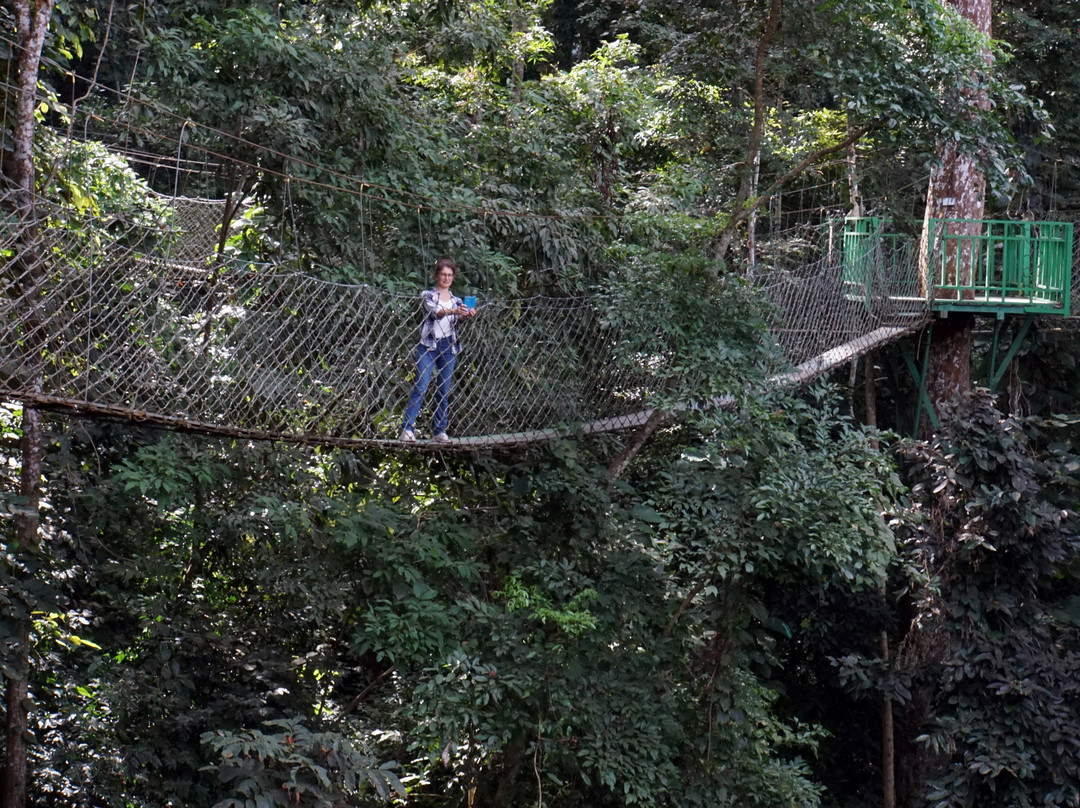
top-left (400, 429), bottom-right (416, 442)
top-left (432, 432), bottom-right (451, 443)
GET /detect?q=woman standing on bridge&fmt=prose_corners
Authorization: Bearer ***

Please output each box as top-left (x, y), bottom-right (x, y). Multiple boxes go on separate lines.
top-left (400, 258), bottom-right (474, 443)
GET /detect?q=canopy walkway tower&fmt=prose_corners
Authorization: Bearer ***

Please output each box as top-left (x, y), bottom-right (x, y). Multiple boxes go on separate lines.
top-left (0, 181), bottom-right (1073, 450)
top-left (842, 215), bottom-right (1075, 430)
top-left (843, 216), bottom-right (1073, 317)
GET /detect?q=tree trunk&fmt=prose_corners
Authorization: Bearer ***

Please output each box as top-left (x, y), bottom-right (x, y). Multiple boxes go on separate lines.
top-left (492, 737), bottom-right (527, 807)
top-left (3, 2), bottom-right (54, 806)
top-left (1007, 359), bottom-right (1023, 417)
top-left (922, 0), bottom-right (990, 232)
top-left (863, 353), bottom-right (895, 808)
top-left (925, 315), bottom-right (974, 426)
top-left (863, 353), bottom-right (878, 438)
top-left (880, 655), bottom-right (896, 808)
top-left (847, 116), bottom-right (863, 217)
top-left (899, 1), bottom-right (991, 799)
top-left (920, 0), bottom-right (990, 420)
top-left (2, 622), bottom-right (32, 808)
top-left (748, 147), bottom-right (760, 269)
top-left (510, 1), bottom-right (525, 103)
top-left (716, 0), bottom-right (780, 264)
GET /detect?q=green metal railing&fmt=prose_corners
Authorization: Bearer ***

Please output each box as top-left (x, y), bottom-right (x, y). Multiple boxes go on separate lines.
top-left (841, 216), bottom-right (883, 298)
top-left (927, 218), bottom-right (1072, 314)
top-left (840, 216), bottom-right (917, 306)
top-left (841, 217), bottom-right (1074, 317)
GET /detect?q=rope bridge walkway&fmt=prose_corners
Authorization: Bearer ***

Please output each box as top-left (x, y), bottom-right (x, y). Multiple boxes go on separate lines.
top-left (1, 191), bottom-right (931, 450)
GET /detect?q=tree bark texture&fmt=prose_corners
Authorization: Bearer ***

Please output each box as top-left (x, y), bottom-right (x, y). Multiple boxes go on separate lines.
top-left (921, 144), bottom-right (988, 298)
top-left (924, 314), bottom-right (974, 438)
top-left (3, 2), bottom-right (54, 807)
top-left (919, 0), bottom-right (990, 418)
top-left (2, 623), bottom-right (31, 808)
top-left (847, 116), bottom-right (863, 217)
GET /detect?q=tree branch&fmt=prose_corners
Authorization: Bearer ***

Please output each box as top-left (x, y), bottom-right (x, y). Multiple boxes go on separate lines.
top-left (663, 579), bottom-right (708, 637)
top-left (607, 407), bottom-right (668, 479)
top-left (717, 0), bottom-right (782, 263)
top-left (715, 118), bottom-right (881, 267)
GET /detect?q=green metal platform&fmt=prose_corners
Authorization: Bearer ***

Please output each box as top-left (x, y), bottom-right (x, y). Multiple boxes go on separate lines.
top-left (842, 216), bottom-right (1074, 318)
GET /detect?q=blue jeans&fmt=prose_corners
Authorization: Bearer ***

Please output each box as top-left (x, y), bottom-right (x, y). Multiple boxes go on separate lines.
top-left (403, 339), bottom-right (457, 434)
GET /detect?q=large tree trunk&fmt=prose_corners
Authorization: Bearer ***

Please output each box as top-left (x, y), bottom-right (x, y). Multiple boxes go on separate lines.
top-left (925, 314), bottom-right (974, 425)
top-left (922, 0), bottom-right (991, 230)
top-left (3, 2), bottom-right (54, 807)
top-left (920, 0), bottom-right (990, 421)
top-left (900, 1), bottom-right (991, 799)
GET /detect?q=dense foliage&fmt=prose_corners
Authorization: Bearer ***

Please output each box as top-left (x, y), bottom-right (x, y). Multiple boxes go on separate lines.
top-left (899, 396), bottom-right (1080, 806)
top-left (3, 0), bottom-right (1080, 807)
top-left (3, 392), bottom-right (902, 807)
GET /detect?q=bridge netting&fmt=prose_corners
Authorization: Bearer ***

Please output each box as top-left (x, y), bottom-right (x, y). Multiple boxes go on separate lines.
top-left (1, 184), bottom-right (931, 449)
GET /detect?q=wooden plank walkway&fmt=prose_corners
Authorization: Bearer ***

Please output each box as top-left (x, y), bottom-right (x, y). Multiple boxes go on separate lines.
top-left (770, 325), bottom-right (921, 388)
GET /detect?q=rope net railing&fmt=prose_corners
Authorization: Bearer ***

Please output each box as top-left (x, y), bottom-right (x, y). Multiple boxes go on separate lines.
top-left (755, 233), bottom-right (931, 383)
top-left (1, 191), bottom-right (668, 447)
top-left (0, 184), bottom-right (932, 448)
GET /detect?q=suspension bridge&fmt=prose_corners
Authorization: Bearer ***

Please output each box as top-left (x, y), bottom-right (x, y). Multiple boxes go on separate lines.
top-left (1, 158), bottom-right (1075, 450)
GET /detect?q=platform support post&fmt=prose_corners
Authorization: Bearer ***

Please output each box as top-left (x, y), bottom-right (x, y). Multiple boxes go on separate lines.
top-left (900, 328), bottom-right (940, 437)
top-left (987, 314), bottom-right (1034, 392)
